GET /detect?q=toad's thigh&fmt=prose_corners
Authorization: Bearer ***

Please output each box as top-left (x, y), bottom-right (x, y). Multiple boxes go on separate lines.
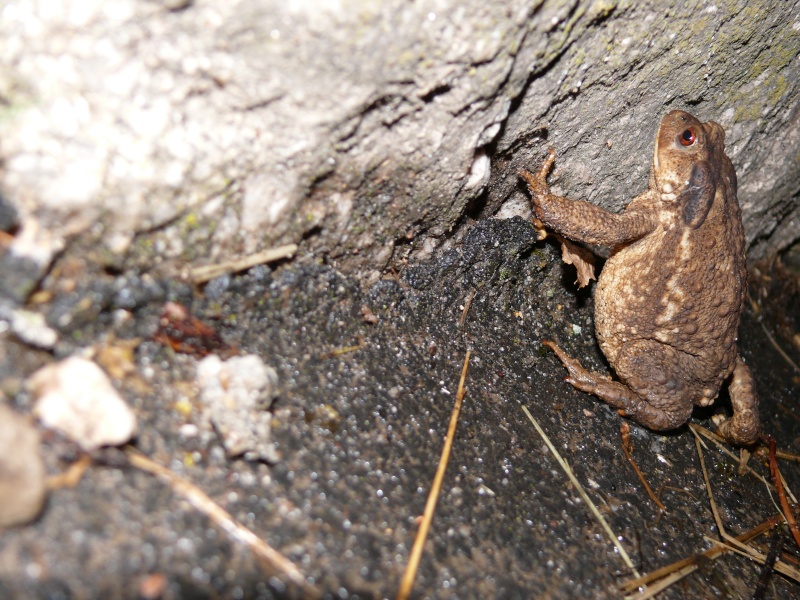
top-left (613, 340), bottom-right (696, 412)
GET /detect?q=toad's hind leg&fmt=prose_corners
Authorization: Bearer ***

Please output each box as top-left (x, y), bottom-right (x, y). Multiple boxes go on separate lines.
top-left (716, 355), bottom-right (760, 445)
top-left (543, 340), bottom-right (693, 431)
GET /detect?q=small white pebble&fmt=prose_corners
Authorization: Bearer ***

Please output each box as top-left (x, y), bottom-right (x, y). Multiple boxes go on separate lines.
top-left (31, 356), bottom-right (137, 451)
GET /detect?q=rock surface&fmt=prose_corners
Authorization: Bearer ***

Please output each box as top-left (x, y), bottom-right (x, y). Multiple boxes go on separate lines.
top-left (0, 218), bottom-right (797, 598)
top-left (0, 2), bottom-right (799, 598)
top-left (0, 0), bottom-right (798, 275)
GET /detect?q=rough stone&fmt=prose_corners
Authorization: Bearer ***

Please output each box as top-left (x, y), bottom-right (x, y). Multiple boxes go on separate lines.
top-left (0, 0), bottom-right (797, 274)
top-left (196, 353), bottom-right (279, 461)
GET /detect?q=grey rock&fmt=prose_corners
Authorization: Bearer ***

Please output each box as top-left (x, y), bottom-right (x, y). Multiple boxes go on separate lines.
top-left (0, 0), bottom-right (796, 274)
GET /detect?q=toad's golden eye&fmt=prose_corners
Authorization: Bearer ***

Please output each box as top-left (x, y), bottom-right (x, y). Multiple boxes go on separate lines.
top-left (679, 128), bottom-right (696, 146)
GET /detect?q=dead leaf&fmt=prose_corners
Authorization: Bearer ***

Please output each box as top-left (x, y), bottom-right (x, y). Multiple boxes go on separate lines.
top-left (558, 236), bottom-right (596, 288)
top-left (154, 302), bottom-right (228, 358)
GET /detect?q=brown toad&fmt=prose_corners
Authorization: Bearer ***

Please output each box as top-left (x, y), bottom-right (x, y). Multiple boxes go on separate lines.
top-left (520, 110), bottom-right (760, 445)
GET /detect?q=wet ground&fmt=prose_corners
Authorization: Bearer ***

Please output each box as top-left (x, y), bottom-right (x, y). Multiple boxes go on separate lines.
top-left (1, 217), bottom-right (799, 599)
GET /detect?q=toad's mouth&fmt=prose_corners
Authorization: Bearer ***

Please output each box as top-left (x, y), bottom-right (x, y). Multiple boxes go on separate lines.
top-left (652, 142), bottom-right (675, 198)
top-left (653, 139), bottom-right (660, 173)
top-left (653, 145), bottom-right (680, 200)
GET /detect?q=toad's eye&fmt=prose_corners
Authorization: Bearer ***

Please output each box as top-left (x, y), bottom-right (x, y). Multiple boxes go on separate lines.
top-left (679, 128), bottom-right (696, 146)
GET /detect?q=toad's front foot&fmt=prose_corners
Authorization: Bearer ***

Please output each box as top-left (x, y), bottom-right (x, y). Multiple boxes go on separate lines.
top-left (519, 148), bottom-right (556, 198)
top-left (520, 148), bottom-right (557, 232)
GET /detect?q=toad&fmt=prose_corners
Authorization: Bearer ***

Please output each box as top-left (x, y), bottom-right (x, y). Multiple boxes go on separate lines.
top-left (520, 110), bottom-right (760, 445)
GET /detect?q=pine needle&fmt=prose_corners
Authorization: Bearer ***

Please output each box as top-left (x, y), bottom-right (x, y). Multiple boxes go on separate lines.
top-left (624, 422), bottom-right (800, 598)
top-left (691, 428), bottom-right (727, 539)
top-left (619, 422), bottom-right (666, 511)
top-left (704, 537), bottom-right (800, 583)
top-left (689, 424), bottom-right (797, 504)
top-left (693, 429), bottom-right (800, 587)
top-left (522, 406), bottom-right (640, 578)
top-left (189, 244), bottom-right (298, 283)
top-left (767, 436), bottom-right (800, 549)
top-left (396, 350), bottom-right (471, 600)
top-left (124, 446), bottom-right (319, 598)
top-left (625, 563), bottom-right (697, 600)
top-left (621, 515), bottom-right (782, 596)
top-left (760, 322), bottom-right (800, 373)
top-left (459, 289), bottom-right (477, 328)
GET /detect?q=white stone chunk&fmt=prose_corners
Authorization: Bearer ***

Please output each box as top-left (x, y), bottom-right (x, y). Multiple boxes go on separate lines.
top-left (196, 354), bottom-right (278, 462)
top-left (31, 356), bottom-right (137, 451)
top-left (0, 404), bottom-right (47, 527)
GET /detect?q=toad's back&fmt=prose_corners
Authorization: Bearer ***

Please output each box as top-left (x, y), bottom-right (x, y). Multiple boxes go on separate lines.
top-left (594, 150), bottom-right (745, 392)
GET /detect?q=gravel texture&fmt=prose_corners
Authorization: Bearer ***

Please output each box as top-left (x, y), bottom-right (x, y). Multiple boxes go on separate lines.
top-left (0, 218), bottom-right (798, 598)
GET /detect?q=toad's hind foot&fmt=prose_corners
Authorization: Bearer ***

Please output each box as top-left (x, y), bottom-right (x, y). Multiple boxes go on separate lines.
top-left (541, 340), bottom-right (684, 431)
top-left (542, 340), bottom-right (614, 394)
top-left (716, 356), bottom-right (760, 445)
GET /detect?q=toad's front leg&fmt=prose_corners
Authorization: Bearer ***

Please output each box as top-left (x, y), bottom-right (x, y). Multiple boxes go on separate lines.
top-left (520, 151), bottom-right (657, 247)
